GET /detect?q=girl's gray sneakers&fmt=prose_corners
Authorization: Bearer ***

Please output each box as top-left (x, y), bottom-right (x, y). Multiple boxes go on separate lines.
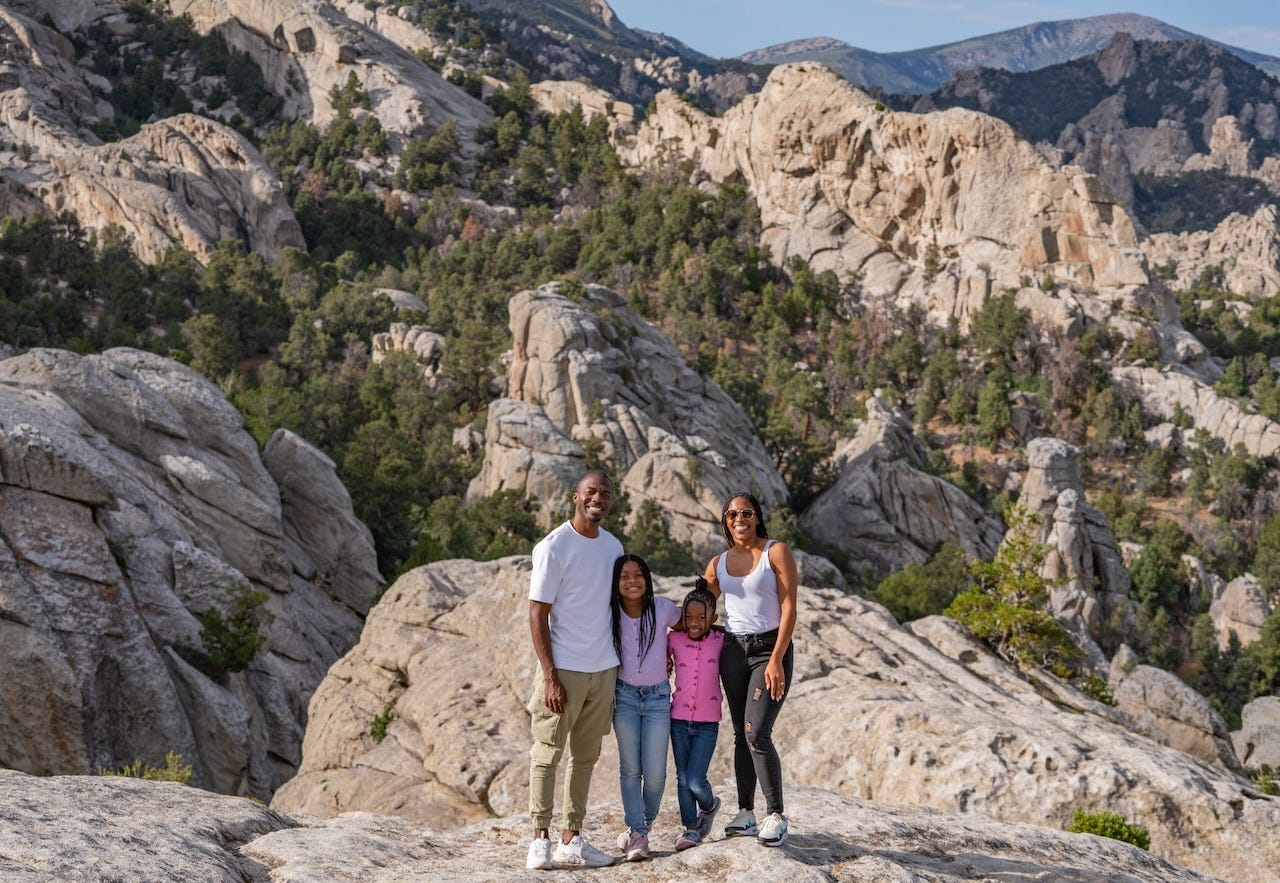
top-left (724, 809), bottom-right (757, 837)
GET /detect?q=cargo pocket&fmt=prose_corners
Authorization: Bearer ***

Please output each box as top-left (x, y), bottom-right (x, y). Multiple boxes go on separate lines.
top-left (529, 701), bottom-right (564, 765)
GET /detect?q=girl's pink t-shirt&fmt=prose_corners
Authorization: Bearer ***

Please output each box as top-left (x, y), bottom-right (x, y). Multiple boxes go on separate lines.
top-left (668, 630), bottom-right (724, 722)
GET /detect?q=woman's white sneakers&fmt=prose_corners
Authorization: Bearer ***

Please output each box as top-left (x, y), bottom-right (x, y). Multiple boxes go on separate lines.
top-left (757, 812), bottom-right (789, 847)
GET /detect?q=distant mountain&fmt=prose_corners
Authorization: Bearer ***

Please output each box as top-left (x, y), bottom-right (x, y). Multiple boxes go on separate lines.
top-left (890, 34), bottom-right (1280, 234)
top-left (740, 13), bottom-right (1280, 93)
top-left (459, 0), bottom-right (763, 109)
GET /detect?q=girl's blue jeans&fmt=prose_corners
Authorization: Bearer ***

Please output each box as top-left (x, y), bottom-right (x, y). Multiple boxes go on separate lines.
top-left (613, 680), bottom-right (671, 834)
top-left (670, 718), bottom-right (719, 828)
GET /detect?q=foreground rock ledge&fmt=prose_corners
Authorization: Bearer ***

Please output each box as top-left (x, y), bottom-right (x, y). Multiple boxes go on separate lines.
top-left (0, 771), bottom-right (1220, 882)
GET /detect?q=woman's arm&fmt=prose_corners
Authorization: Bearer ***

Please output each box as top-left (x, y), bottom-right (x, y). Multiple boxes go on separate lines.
top-left (765, 541), bottom-right (799, 700)
top-left (702, 556), bottom-right (720, 598)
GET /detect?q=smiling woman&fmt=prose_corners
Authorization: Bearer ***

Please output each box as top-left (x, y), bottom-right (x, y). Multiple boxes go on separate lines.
top-left (700, 491), bottom-right (798, 846)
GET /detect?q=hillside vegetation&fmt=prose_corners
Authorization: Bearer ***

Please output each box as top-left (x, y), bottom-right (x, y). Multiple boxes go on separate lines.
top-left (2, 0), bottom-right (1279, 734)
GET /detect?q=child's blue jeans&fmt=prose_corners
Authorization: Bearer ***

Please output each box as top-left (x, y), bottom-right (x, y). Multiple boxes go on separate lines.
top-left (670, 718), bottom-right (719, 828)
top-left (614, 680), bottom-right (672, 834)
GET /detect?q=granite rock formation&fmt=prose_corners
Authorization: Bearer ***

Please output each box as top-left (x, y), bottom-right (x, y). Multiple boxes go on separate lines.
top-left (0, 347), bottom-right (380, 797)
top-left (799, 397), bottom-right (1003, 578)
top-left (468, 282), bottom-right (787, 559)
top-left (0, 6), bottom-right (304, 262)
top-left (0, 769), bottom-right (1221, 883)
top-left (274, 556), bottom-right (1278, 882)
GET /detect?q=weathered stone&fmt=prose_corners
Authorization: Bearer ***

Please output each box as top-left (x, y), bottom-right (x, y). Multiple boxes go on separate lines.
top-left (1109, 659), bottom-right (1241, 771)
top-left (472, 282), bottom-right (786, 559)
top-left (800, 397), bottom-right (1002, 578)
top-left (0, 769), bottom-right (1221, 883)
top-left (1233, 695), bottom-right (1280, 769)
top-left (276, 556), bottom-right (1278, 882)
top-left (0, 348), bottom-right (376, 798)
top-left (1209, 573), bottom-right (1272, 650)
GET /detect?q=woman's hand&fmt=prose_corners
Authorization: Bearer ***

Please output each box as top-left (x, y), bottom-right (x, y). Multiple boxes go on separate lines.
top-left (764, 657), bottom-right (785, 701)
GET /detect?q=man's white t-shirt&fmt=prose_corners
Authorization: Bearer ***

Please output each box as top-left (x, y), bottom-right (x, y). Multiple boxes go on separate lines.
top-left (529, 521), bottom-right (623, 673)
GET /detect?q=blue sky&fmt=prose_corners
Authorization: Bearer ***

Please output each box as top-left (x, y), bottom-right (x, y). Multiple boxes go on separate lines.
top-left (606, 0), bottom-right (1280, 59)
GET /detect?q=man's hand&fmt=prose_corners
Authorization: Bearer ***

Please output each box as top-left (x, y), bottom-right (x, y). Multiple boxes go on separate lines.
top-left (542, 669), bottom-right (566, 714)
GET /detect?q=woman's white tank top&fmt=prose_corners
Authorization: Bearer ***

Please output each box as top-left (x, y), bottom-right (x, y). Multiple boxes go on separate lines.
top-left (716, 540), bottom-right (782, 635)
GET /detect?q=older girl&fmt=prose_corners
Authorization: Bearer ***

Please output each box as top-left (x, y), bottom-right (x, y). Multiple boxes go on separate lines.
top-left (610, 553), bottom-right (681, 861)
top-left (702, 492), bottom-right (798, 847)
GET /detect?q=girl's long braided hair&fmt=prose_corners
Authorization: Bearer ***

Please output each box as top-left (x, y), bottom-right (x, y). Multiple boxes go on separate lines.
top-left (611, 554), bottom-right (657, 664)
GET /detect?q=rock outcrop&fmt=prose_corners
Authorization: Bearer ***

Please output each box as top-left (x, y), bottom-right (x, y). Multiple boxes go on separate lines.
top-left (371, 324), bottom-right (446, 383)
top-left (530, 80), bottom-right (636, 133)
top-left (0, 348), bottom-right (380, 797)
top-left (0, 770), bottom-right (1221, 883)
top-left (1234, 696), bottom-right (1280, 769)
top-left (1112, 364), bottom-right (1280, 458)
top-left (168, 0), bottom-right (491, 138)
top-left (469, 282), bottom-right (787, 559)
top-left (799, 397), bottom-right (1002, 578)
top-left (275, 556), bottom-right (1279, 882)
top-left (1017, 437), bottom-right (1132, 665)
top-left (0, 7), bottom-right (305, 263)
top-left (1109, 647), bottom-right (1241, 770)
top-left (1210, 574), bottom-right (1272, 650)
top-left (1144, 205), bottom-right (1280, 299)
top-left (618, 62), bottom-right (1148, 331)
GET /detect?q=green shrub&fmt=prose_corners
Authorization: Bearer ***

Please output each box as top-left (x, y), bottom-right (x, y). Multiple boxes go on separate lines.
top-left (100, 751), bottom-right (193, 784)
top-left (199, 584), bottom-right (273, 675)
top-left (371, 703), bottom-right (396, 744)
top-left (1077, 675), bottom-right (1115, 706)
top-left (1066, 809), bottom-right (1150, 850)
top-left (1249, 764), bottom-right (1278, 796)
top-left (873, 543), bottom-right (971, 623)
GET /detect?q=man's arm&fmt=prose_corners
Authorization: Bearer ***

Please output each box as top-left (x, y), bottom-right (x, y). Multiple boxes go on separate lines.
top-left (529, 599), bottom-right (565, 714)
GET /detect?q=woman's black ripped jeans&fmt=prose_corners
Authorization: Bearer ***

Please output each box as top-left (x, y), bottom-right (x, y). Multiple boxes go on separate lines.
top-left (720, 629), bottom-right (793, 816)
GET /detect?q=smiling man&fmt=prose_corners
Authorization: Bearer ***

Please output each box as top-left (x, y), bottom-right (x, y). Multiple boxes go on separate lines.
top-left (525, 469), bottom-right (623, 870)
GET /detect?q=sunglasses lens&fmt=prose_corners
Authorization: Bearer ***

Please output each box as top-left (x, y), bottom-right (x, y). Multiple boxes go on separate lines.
top-left (727, 509), bottom-right (755, 520)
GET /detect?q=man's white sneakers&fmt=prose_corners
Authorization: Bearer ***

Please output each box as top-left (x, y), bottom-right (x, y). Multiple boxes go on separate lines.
top-left (525, 836), bottom-right (553, 870)
top-left (551, 834), bottom-right (614, 867)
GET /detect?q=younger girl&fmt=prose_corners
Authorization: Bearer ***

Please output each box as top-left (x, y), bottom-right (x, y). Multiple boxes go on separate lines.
top-left (668, 584), bottom-right (724, 851)
top-left (611, 554), bottom-right (681, 862)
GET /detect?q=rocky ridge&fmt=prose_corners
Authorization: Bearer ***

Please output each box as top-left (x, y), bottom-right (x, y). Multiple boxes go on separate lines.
top-left (0, 5), bottom-right (304, 262)
top-left (0, 347), bottom-right (380, 797)
top-left (618, 62), bottom-right (1148, 333)
top-left (272, 555), bottom-right (1277, 882)
top-left (167, 0), bottom-right (491, 140)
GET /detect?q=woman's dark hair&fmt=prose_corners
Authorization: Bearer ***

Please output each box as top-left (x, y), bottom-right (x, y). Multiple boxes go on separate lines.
top-left (681, 585), bottom-right (717, 619)
top-left (611, 554), bottom-right (656, 664)
top-left (720, 491), bottom-right (769, 547)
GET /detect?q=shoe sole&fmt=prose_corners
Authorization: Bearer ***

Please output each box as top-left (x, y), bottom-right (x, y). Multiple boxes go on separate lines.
top-left (724, 827), bottom-right (757, 838)
top-left (759, 832), bottom-right (787, 847)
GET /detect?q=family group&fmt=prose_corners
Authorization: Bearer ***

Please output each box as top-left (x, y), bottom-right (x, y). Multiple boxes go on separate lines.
top-left (525, 470), bottom-right (798, 869)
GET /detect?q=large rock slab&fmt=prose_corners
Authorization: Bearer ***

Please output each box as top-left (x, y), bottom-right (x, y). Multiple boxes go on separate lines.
top-left (470, 282), bottom-right (787, 559)
top-left (0, 770), bottom-right (1219, 883)
top-left (1112, 364), bottom-right (1280, 458)
top-left (1234, 696), bottom-right (1280, 769)
top-left (0, 348), bottom-right (380, 798)
top-left (168, 0), bottom-right (491, 138)
top-left (799, 397), bottom-right (1002, 578)
top-left (274, 556), bottom-right (1279, 882)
